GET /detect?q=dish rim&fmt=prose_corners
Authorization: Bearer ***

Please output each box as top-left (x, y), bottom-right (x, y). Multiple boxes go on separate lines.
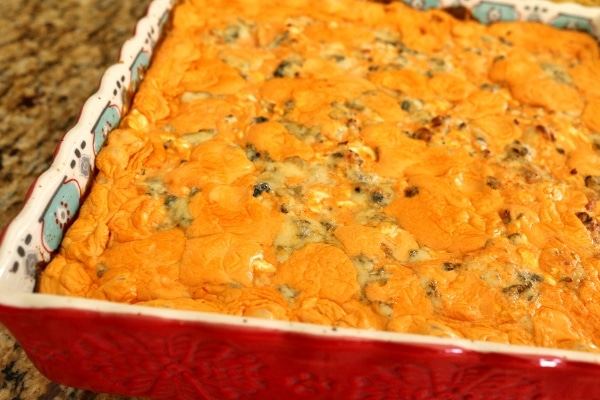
top-left (1, 0), bottom-right (600, 371)
top-left (2, 291), bottom-right (600, 367)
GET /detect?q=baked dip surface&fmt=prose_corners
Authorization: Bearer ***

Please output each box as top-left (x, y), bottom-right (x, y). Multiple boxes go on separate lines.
top-left (40, 0), bottom-right (600, 352)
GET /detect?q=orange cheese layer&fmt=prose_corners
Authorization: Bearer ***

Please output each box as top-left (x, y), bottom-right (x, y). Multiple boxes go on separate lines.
top-left (40, 0), bottom-right (600, 352)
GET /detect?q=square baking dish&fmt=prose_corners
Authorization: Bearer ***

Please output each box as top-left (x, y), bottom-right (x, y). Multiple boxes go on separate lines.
top-left (2, 0), bottom-right (600, 398)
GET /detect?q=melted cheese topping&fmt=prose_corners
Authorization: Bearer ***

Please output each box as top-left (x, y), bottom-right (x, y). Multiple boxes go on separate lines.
top-left (39, 0), bottom-right (600, 352)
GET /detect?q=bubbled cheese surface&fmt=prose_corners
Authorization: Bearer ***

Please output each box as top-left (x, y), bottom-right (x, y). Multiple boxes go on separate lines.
top-left (40, 0), bottom-right (600, 352)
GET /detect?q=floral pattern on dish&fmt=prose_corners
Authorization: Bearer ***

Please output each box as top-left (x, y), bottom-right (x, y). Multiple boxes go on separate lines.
top-left (92, 104), bottom-right (121, 154)
top-left (39, 177), bottom-right (81, 253)
top-left (471, 2), bottom-right (519, 23)
top-left (353, 363), bottom-right (543, 400)
top-left (403, 0), bottom-right (441, 10)
top-left (0, 0), bottom-right (173, 293)
top-left (68, 332), bottom-right (264, 399)
top-left (551, 13), bottom-right (595, 35)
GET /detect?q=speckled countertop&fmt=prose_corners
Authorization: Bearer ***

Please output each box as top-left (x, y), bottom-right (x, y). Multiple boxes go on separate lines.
top-left (3, 0), bottom-right (600, 399)
top-left (0, 1), bottom-right (151, 398)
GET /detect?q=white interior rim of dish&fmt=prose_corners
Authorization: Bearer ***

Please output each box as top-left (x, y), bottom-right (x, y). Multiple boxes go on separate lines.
top-left (1, 292), bottom-right (599, 366)
top-left (0, 0), bottom-right (174, 293)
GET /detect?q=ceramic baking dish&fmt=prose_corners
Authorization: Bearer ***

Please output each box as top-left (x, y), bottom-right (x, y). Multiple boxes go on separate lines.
top-left (2, 0), bottom-right (600, 398)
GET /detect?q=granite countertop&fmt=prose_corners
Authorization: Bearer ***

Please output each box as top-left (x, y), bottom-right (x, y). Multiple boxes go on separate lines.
top-left (0, 0), bottom-right (151, 398)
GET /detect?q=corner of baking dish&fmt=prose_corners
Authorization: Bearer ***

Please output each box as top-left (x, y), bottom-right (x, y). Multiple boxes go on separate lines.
top-left (0, 0), bottom-right (175, 294)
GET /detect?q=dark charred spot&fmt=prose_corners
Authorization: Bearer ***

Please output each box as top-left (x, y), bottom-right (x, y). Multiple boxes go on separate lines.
top-left (401, 100), bottom-right (411, 111)
top-left (164, 195), bottom-right (178, 206)
top-left (570, 168), bottom-right (578, 175)
top-left (347, 118), bottom-right (360, 130)
top-left (527, 273), bottom-right (544, 283)
top-left (371, 191), bottom-right (386, 204)
top-left (507, 233), bottom-right (522, 244)
top-left (585, 175), bottom-right (600, 191)
top-left (506, 140), bottom-right (529, 158)
top-left (442, 5), bottom-right (472, 21)
top-left (556, 147), bottom-right (565, 155)
top-left (430, 115), bottom-right (448, 127)
top-left (280, 204), bottom-right (290, 213)
top-left (321, 220), bottom-right (336, 231)
top-left (486, 176), bottom-right (501, 190)
top-left (413, 127), bottom-right (432, 142)
top-left (404, 186), bottom-right (419, 198)
top-left (373, 147), bottom-right (380, 162)
top-left (273, 58), bottom-right (304, 79)
top-left (593, 140), bottom-right (600, 152)
top-left (381, 242), bottom-right (395, 258)
top-left (425, 281), bottom-right (440, 298)
top-left (345, 99), bottom-right (365, 111)
top-left (535, 125), bottom-right (556, 141)
top-left (253, 116), bottom-right (269, 124)
top-left (503, 283), bottom-right (531, 296)
top-left (499, 209), bottom-right (511, 224)
top-left (253, 182), bottom-right (271, 197)
top-left (245, 144), bottom-right (262, 162)
top-left (442, 262), bottom-right (461, 271)
top-left (576, 212), bottom-right (593, 225)
top-left (274, 60), bottom-right (294, 77)
top-left (576, 210), bottom-right (600, 242)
